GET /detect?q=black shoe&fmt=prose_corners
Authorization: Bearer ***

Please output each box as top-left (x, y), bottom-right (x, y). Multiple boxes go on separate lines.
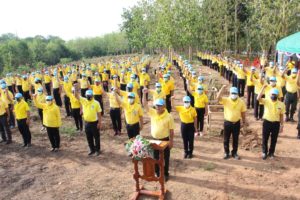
top-left (290, 118), bottom-right (296, 122)
top-left (184, 153), bottom-right (188, 159)
top-left (165, 175), bottom-right (169, 182)
top-left (0, 140), bottom-right (6, 143)
top-left (22, 144), bottom-right (27, 147)
top-left (88, 151), bottom-right (95, 156)
top-left (223, 153), bottom-right (230, 159)
top-left (95, 151), bottom-right (100, 156)
top-left (285, 117), bottom-right (290, 122)
top-left (5, 140), bottom-right (12, 145)
top-left (262, 153), bottom-right (267, 160)
top-left (232, 154), bottom-right (240, 160)
top-left (26, 144), bottom-right (31, 148)
top-left (187, 153), bottom-right (193, 159)
top-left (268, 153), bottom-right (275, 159)
top-left (50, 148), bottom-right (55, 152)
top-left (256, 118), bottom-right (259, 121)
top-left (54, 148), bottom-right (59, 152)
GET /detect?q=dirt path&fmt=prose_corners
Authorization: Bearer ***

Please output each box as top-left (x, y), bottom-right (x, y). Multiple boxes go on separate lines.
top-left (1, 58), bottom-right (300, 200)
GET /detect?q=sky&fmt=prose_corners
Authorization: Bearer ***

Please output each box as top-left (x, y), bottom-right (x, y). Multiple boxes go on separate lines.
top-left (0, 0), bottom-right (138, 41)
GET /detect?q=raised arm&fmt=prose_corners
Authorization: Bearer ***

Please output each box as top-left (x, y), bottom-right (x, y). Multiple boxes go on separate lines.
top-left (142, 87), bottom-right (149, 111)
top-left (216, 85), bottom-right (227, 102)
top-left (257, 84), bottom-right (267, 101)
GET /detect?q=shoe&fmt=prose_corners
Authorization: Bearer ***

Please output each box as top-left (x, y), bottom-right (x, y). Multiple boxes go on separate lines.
top-left (256, 118), bottom-right (259, 121)
top-left (88, 151), bottom-right (95, 156)
top-left (285, 117), bottom-right (290, 122)
top-left (54, 148), bottom-right (59, 152)
top-left (184, 153), bottom-right (188, 159)
top-left (95, 151), bottom-right (100, 156)
top-left (199, 132), bottom-right (204, 137)
top-left (114, 132), bottom-right (118, 136)
top-left (5, 140), bottom-right (12, 145)
top-left (290, 118), bottom-right (296, 122)
top-left (50, 148), bottom-right (55, 152)
top-left (232, 154), bottom-right (240, 160)
top-left (10, 125), bottom-right (15, 129)
top-left (26, 144), bottom-right (31, 148)
top-left (262, 153), bottom-right (267, 160)
top-left (165, 175), bottom-right (169, 182)
top-left (0, 140), bottom-right (6, 143)
top-left (22, 144), bottom-right (27, 147)
top-left (268, 153), bottom-right (275, 159)
top-left (187, 154), bottom-right (193, 159)
top-left (223, 153), bottom-right (230, 159)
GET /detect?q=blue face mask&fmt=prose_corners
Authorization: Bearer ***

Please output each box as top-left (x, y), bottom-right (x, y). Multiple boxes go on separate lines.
top-left (197, 90), bottom-right (203, 94)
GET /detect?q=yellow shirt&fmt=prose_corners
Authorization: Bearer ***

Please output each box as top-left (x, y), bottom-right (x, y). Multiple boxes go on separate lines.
top-left (160, 80), bottom-right (174, 95)
top-left (0, 99), bottom-right (8, 115)
top-left (33, 100), bottom-right (62, 127)
top-left (80, 97), bottom-right (101, 122)
top-left (253, 79), bottom-right (264, 94)
top-left (16, 77), bottom-right (22, 86)
top-left (101, 73), bottom-right (109, 81)
top-left (131, 81), bottom-right (140, 94)
top-left (260, 99), bottom-right (285, 122)
top-left (14, 100), bottom-right (30, 120)
top-left (91, 85), bottom-right (103, 95)
top-left (35, 94), bottom-right (46, 109)
top-left (120, 91), bottom-right (140, 104)
top-left (79, 79), bottom-right (89, 89)
top-left (192, 92), bottom-right (209, 108)
top-left (22, 79), bottom-right (30, 92)
top-left (0, 90), bottom-right (13, 105)
top-left (175, 106), bottom-right (197, 123)
top-left (149, 90), bottom-right (166, 102)
top-left (108, 93), bottom-right (120, 108)
top-left (246, 71), bottom-right (257, 86)
top-left (44, 75), bottom-right (51, 84)
top-left (121, 102), bottom-right (143, 125)
top-left (235, 68), bottom-right (246, 79)
top-left (63, 82), bottom-right (72, 97)
top-left (220, 97), bottom-right (247, 122)
top-left (148, 108), bottom-right (174, 139)
top-left (52, 77), bottom-right (61, 89)
top-left (67, 93), bottom-right (80, 109)
top-left (285, 75), bottom-right (298, 93)
top-left (265, 67), bottom-right (275, 78)
top-left (139, 73), bottom-right (150, 86)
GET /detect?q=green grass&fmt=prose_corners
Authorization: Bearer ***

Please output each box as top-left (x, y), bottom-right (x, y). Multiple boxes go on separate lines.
top-left (60, 126), bottom-right (77, 137)
top-left (202, 162), bottom-right (217, 171)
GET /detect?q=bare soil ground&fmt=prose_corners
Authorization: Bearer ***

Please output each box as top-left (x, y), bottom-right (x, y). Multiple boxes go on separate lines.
top-left (1, 57), bottom-right (300, 200)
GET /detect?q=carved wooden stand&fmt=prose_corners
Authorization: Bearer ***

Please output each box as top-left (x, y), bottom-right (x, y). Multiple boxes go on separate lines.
top-left (131, 141), bottom-right (169, 200)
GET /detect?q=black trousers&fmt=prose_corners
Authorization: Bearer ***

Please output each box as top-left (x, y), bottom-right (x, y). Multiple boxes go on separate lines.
top-left (166, 94), bottom-right (171, 113)
top-left (181, 122), bottom-right (195, 154)
top-left (110, 108), bottom-right (121, 133)
top-left (72, 108), bottom-right (83, 130)
top-left (187, 91), bottom-right (195, 107)
top-left (223, 121), bottom-right (240, 155)
top-left (285, 92), bottom-right (297, 118)
top-left (8, 104), bottom-right (15, 127)
top-left (17, 118), bottom-right (31, 145)
top-left (262, 120), bottom-right (280, 154)
top-left (38, 108), bottom-right (43, 124)
top-left (0, 114), bottom-right (12, 142)
top-left (237, 79), bottom-right (246, 97)
top-left (45, 83), bottom-right (51, 95)
top-left (120, 83), bottom-right (126, 91)
top-left (94, 95), bottom-right (104, 115)
top-left (103, 81), bottom-right (108, 92)
top-left (64, 95), bottom-right (72, 116)
top-left (254, 94), bottom-right (264, 119)
top-left (154, 137), bottom-right (170, 177)
top-left (247, 86), bottom-right (255, 108)
top-left (23, 91), bottom-right (30, 102)
top-left (196, 108), bottom-right (205, 131)
top-left (46, 127), bottom-right (60, 148)
top-left (81, 88), bottom-right (88, 97)
top-left (53, 88), bottom-right (62, 107)
top-left (85, 121), bottom-right (100, 152)
top-left (126, 122), bottom-right (140, 139)
top-left (17, 85), bottom-right (23, 95)
top-left (232, 74), bottom-right (238, 87)
top-left (8, 85), bottom-right (14, 94)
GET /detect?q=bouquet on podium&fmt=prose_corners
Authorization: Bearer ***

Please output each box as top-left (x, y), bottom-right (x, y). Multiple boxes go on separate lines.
top-left (125, 135), bottom-right (153, 161)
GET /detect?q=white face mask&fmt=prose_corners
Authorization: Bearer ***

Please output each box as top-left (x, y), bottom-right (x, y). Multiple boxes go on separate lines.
top-left (197, 90), bottom-right (203, 94)
top-left (270, 82), bottom-right (276, 87)
top-left (128, 98), bottom-right (134, 104)
top-left (184, 102), bottom-right (190, 108)
top-left (230, 94), bottom-right (238, 100)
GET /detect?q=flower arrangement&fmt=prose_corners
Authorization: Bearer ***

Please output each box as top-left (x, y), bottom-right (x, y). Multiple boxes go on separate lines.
top-left (125, 135), bottom-right (154, 161)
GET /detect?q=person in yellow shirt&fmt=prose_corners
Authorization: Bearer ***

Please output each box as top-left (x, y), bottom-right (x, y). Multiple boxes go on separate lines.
top-left (234, 63), bottom-right (246, 97)
top-left (51, 72), bottom-right (62, 107)
top-left (251, 73), bottom-right (265, 120)
top-left (106, 87), bottom-right (122, 136)
top-left (246, 66), bottom-right (257, 109)
top-left (217, 86), bottom-right (247, 160)
top-left (43, 71), bottom-right (52, 95)
top-left (35, 87), bottom-right (46, 132)
top-left (62, 76), bottom-right (72, 117)
top-left (91, 79), bottom-right (104, 115)
top-left (142, 90), bottom-right (174, 180)
top-left (0, 93), bottom-right (12, 144)
top-left (76, 89), bottom-right (102, 156)
top-left (102, 69), bottom-right (109, 92)
top-left (149, 83), bottom-right (166, 103)
top-left (257, 87), bottom-right (285, 160)
top-left (78, 73), bottom-right (90, 97)
top-left (139, 68), bottom-right (150, 101)
top-left (1, 83), bottom-right (15, 128)
top-left (14, 93), bottom-right (32, 147)
top-left (173, 96), bottom-right (197, 159)
top-left (119, 70), bottom-right (127, 91)
top-left (110, 75), bottom-right (120, 89)
top-left (33, 95), bottom-right (61, 152)
top-left (282, 68), bottom-right (299, 122)
top-left (116, 92), bottom-right (143, 139)
top-left (264, 61), bottom-right (276, 79)
top-left (264, 77), bottom-right (283, 101)
top-left (160, 74), bottom-right (174, 112)
top-left (67, 86), bottom-right (83, 132)
top-left (191, 85), bottom-right (208, 136)
top-left (21, 75), bottom-right (31, 102)
top-left (15, 74), bottom-right (23, 95)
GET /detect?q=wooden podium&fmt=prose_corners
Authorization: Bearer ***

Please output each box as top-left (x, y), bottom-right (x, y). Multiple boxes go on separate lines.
top-left (131, 141), bottom-right (169, 200)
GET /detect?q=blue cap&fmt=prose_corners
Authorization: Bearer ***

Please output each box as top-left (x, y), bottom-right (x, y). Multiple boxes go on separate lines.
top-left (37, 87), bottom-right (43, 92)
top-left (85, 89), bottom-right (93, 96)
top-left (46, 96), bottom-right (53, 101)
top-left (155, 83), bottom-right (161, 88)
top-left (230, 87), bottom-right (238, 94)
top-left (1, 83), bottom-right (7, 89)
top-left (154, 98), bottom-right (165, 106)
top-left (183, 96), bottom-right (191, 102)
top-left (291, 68), bottom-right (298, 73)
top-left (95, 79), bottom-right (100, 82)
top-left (270, 88), bottom-right (279, 95)
top-left (197, 85), bottom-right (204, 90)
top-left (128, 92), bottom-right (135, 98)
top-left (82, 73), bottom-right (86, 77)
top-left (22, 75), bottom-right (27, 79)
top-left (269, 76), bottom-right (277, 82)
top-left (64, 76), bottom-right (69, 81)
top-left (198, 76), bottom-right (204, 81)
top-left (113, 75), bottom-right (118, 78)
top-left (15, 93), bottom-right (22, 99)
top-left (130, 74), bottom-right (136, 79)
top-left (34, 77), bottom-right (41, 82)
top-left (0, 80), bottom-right (5, 84)
top-left (163, 74), bottom-right (169, 78)
top-left (126, 82), bottom-right (133, 88)
top-left (251, 66), bottom-right (256, 71)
